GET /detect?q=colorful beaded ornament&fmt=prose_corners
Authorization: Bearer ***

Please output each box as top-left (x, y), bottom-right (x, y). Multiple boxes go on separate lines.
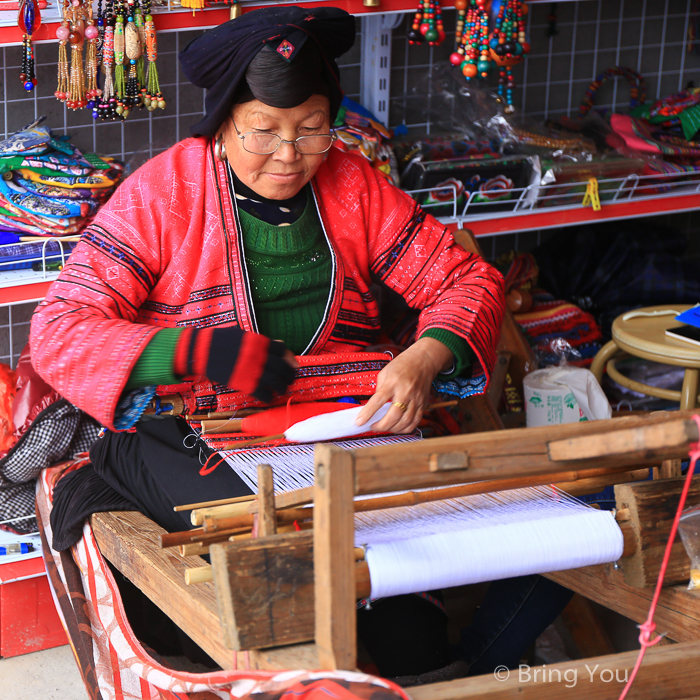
top-left (407, 0), bottom-right (445, 46)
top-left (579, 66), bottom-right (646, 116)
top-left (450, 0), bottom-right (529, 114)
top-left (450, 0), bottom-right (491, 81)
top-left (489, 0), bottom-right (530, 114)
top-left (18, 0), bottom-right (41, 91)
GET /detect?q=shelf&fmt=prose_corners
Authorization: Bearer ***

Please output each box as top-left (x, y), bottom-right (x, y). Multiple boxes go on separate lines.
top-left (0, 0), bottom-right (421, 45)
top-left (0, 272), bottom-right (57, 304)
top-left (459, 190), bottom-right (700, 237)
top-left (410, 169), bottom-right (700, 237)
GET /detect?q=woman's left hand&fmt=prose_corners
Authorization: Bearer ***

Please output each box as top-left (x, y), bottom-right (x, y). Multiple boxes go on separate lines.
top-left (355, 337), bottom-right (454, 434)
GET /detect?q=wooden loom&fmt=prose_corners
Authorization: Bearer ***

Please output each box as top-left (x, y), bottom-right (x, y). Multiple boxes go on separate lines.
top-left (92, 410), bottom-right (700, 699)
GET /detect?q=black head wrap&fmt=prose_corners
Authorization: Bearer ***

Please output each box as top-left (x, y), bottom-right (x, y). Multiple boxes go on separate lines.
top-left (179, 6), bottom-right (356, 138)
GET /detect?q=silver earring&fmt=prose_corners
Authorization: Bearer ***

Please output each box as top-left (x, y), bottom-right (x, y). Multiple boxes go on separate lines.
top-left (214, 136), bottom-right (227, 162)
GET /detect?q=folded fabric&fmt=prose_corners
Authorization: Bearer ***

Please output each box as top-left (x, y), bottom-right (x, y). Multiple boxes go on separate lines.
top-left (0, 176), bottom-right (92, 219)
top-left (17, 167), bottom-right (120, 189)
top-left (610, 113), bottom-right (700, 160)
top-left (0, 125), bottom-right (52, 156)
top-left (14, 176), bottom-right (98, 200)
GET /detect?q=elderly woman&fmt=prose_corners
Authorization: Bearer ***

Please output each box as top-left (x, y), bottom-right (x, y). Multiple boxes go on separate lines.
top-left (30, 5), bottom-right (571, 683)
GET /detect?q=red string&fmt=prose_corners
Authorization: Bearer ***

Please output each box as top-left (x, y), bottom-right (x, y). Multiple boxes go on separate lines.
top-left (617, 414), bottom-right (700, 700)
top-left (199, 451), bottom-right (229, 476)
top-left (285, 395), bottom-right (296, 432)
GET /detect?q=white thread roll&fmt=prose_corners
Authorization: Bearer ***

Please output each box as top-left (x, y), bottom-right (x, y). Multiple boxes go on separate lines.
top-left (364, 509), bottom-right (623, 599)
top-left (284, 402), bottom-right (392, 443)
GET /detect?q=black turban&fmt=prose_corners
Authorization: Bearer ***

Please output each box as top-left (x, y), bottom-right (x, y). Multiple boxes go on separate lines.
top-left (179, 6), bottom-right (356, 138)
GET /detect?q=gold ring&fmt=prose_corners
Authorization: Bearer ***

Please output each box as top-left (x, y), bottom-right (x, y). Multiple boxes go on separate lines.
top-left (392, 401), bottom-right (408, 413)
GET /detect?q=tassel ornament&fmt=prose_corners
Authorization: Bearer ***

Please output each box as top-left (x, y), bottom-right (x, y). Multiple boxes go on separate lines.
top-left (144, 11), bottom-right (165, 111)
top-left (123, 17), bottom-right (143, 110)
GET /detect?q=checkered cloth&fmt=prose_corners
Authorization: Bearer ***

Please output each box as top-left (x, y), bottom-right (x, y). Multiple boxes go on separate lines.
top-left (0, 398), bottom-right (100, 534)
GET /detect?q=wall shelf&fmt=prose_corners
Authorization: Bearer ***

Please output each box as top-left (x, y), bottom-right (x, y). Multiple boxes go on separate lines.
top-left (459, 191), bottom-right (700, 237)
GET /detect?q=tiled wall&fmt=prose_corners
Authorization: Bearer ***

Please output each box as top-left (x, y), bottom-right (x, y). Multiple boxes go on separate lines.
top-left (388, 0), bottom-right (700, 130)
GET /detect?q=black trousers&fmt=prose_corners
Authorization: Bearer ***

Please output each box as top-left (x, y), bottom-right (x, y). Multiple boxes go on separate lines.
top-left (90, 416), bottom-right (254, 533)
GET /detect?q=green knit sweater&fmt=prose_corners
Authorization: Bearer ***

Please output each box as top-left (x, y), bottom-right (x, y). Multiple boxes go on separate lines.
top-left (126, 207), bottom-right (472, 389)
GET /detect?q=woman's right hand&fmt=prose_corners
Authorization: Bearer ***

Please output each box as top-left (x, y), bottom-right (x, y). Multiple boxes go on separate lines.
top-left (174, 327), bottom-right (298, 402)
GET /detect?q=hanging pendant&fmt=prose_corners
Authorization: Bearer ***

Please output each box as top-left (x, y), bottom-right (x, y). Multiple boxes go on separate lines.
top-left (18, 0), bottom-right (40, 90)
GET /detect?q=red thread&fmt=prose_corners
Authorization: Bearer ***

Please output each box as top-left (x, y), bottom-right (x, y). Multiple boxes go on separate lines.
top-left (294, 520), bottom-right (301, 531)
top-left (617, 414), bottom-right (700, 700)
top-left (199, 451), bottom-right (228, 476)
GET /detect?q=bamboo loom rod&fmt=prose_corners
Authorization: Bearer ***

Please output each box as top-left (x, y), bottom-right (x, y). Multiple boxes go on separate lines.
top-left (190, 462), bottom-right (650, 526)
top-left (182, 413), bottom-right (697, 517)
top-left (201, 401), bottom-right (458, 434)
top-left (165, 467), bottom-right (650, 549)
top-left (174, 493), bottom-right (256, 513)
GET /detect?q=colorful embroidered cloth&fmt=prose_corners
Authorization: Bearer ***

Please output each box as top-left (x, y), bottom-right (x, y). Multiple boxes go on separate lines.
top-left (611, 114), bottom-right (700, 162)
top-left (36, 466), bottom-right (412, 700)
top-left (30, 138), bottom-right (505, 430)
top-left (0, 121), bottom-right (123, 237)
top-left (514, 289), bottom-right (602, 367)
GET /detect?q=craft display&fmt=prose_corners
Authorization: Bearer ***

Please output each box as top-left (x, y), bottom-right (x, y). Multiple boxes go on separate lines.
top-left (448, 0), bottom-right (530, 113)
top-left (55, 0), bottom-right (165, 119)
top-left (0, 121), bottom-right (124, 237)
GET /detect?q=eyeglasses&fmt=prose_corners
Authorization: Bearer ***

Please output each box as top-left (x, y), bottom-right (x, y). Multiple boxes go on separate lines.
top-left (230, 118), bottom-right (337, 155)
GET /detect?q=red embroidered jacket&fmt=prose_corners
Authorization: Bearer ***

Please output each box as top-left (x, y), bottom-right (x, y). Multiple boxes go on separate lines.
top-left (30, 139), bottom-right (505, 429)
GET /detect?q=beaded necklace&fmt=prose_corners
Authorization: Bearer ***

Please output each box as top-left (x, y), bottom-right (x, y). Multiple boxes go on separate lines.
top-left (449, 0), bottom-right (529, 113)
top-left (489, 0), bottom-right (529, 114)
top-left (408, 0), bottom-right (445, 46)
top-left (450, 0), bottom-right (491, 80)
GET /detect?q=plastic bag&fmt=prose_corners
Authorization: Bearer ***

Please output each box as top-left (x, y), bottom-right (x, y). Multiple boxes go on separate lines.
top-left (679, 505), bottom-right (700, 590)
top-left (522, 339), bottom-right (611, 428)
top-left (486, 113), bottom-right (598, 160)
top-left (398, 63), bottom-right (501, 138)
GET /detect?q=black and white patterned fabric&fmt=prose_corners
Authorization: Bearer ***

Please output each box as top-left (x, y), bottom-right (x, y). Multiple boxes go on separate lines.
top-left (0, 398), bottom-right (101, 534)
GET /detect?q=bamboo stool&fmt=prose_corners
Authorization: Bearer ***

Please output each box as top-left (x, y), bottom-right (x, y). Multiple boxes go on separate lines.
top-left (591, 304), bottom-right (700, 410)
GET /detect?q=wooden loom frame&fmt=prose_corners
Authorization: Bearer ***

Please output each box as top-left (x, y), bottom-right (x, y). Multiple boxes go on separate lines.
top-left (92, 411), bottom-right (700, 699)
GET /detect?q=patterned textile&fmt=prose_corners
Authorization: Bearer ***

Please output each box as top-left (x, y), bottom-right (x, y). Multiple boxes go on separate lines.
top-left (514, 290), bottom-right (602, 367)
top-left (30, 139), bottom-right (504, 429)
top-left (0, 399), bottom-right (100, 533)
top-left (36, 467), bottom-right (411, 700)
top-left (611, 113), bottom-right (700, 161)
top-left (175, 352), bottom-right (390, 416)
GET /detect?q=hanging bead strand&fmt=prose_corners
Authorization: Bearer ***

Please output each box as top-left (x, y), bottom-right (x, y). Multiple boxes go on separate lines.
top-left (407, 0), bottom-right (424, 45)
top-left (124, 15), bottom-right (143, 111)
top-left (143, 0), bottom-right (165, 112)
top-left (18, 0), bottom-right (41, 91)
top-left (489, 0), bottom-right (530, 114)
top-left (67, 0), bottom-right (86, 110)
top-left (450, 0), bottom-right (467, 67)
top-left (55, 21), bottom-right (70, 101)
top-left (113, 11), bottom-right (127, 116)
